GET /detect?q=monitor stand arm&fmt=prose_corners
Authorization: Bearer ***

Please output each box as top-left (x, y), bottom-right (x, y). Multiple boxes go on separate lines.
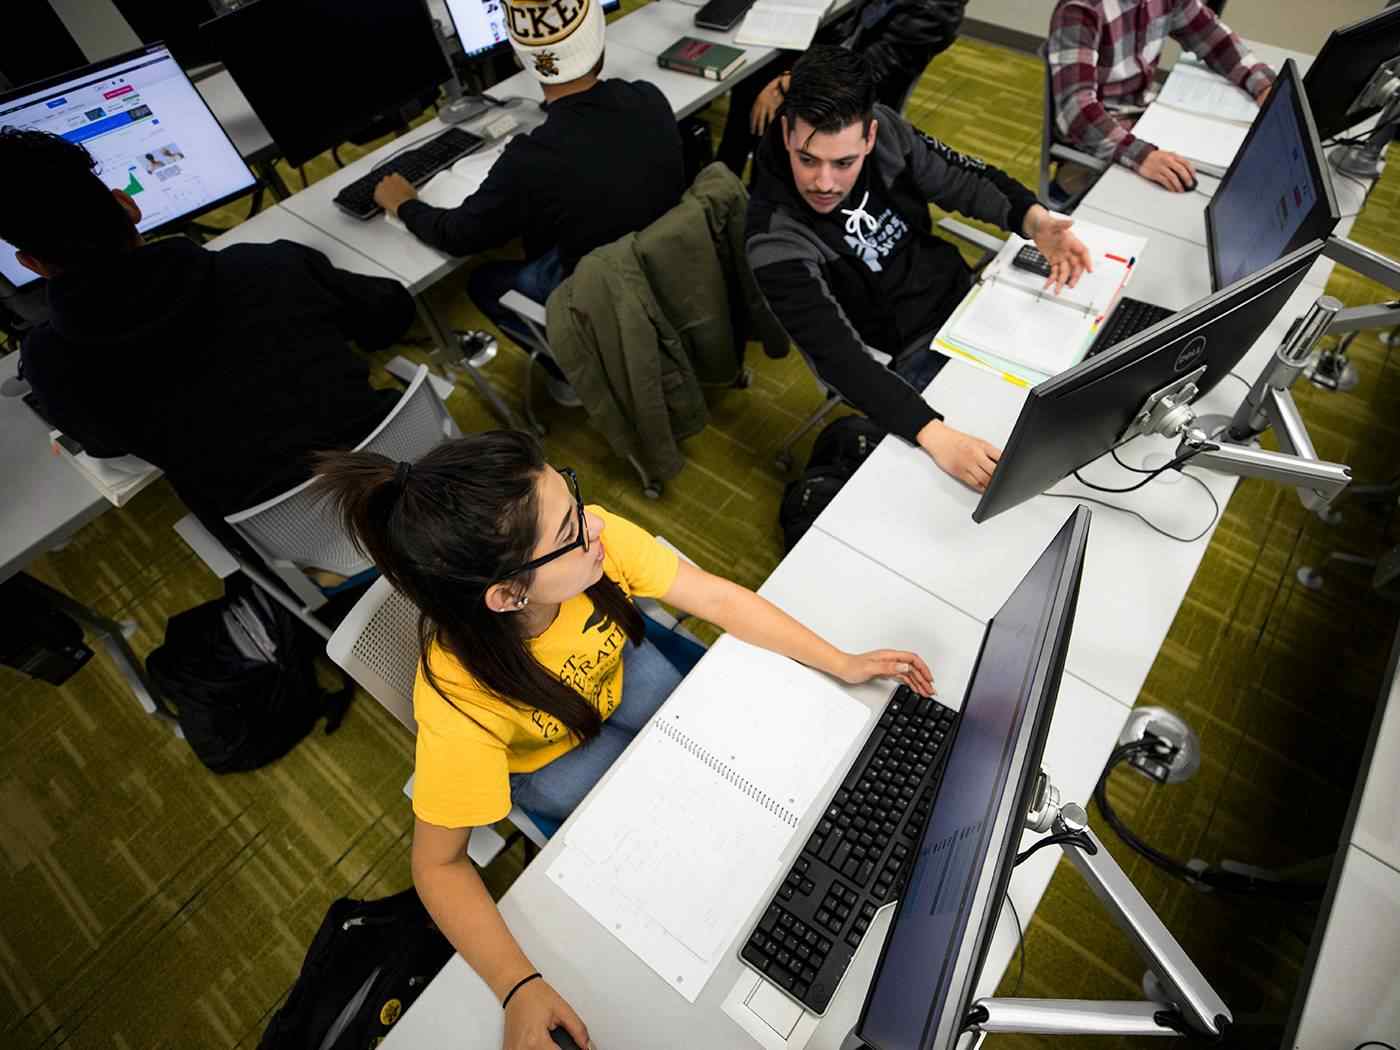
top-left (1322, 237), bottom-right (1400, 334)
top-left (1331, 61), bottom-right (1400, 181)
top-left (964, 771), bottom-right (1232, 1040)
top-left (1119, 295), bottom-right (1352, 513)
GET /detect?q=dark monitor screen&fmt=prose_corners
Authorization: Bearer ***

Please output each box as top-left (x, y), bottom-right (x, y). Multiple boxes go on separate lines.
top-left (855, 507), bottom-right (1090, 1050)
top-left (443, 0), bottom-right (620, 60)
top-left (1303, 5), bottom-right (1400, 142)
top-left (0, 43), bottom-right (256, 290)
top-left (1206, 60), bottom-right (1337, 292)
top-left (113, 0), bottom-right (220, 70)
top-left (201, 0), bottom-right (450, 167)
top-left (972, 241), bottom-right (1326, 524)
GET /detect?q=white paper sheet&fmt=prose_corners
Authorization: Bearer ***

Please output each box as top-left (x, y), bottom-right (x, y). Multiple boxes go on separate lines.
top-left (736, 6), bottom-right (822, 49)
top-left (547, 639), bottom-right (871, 1002)
top-left (383, 144), bottom-right (506, 232)
top-left (1157, 62), bottom-right (1260, 125)
top-left (1130, 104), bottom-right (1249, 171)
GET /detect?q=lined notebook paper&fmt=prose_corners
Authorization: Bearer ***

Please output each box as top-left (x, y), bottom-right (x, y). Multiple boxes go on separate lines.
top-left (546, 638), bottom-right (870, 1002)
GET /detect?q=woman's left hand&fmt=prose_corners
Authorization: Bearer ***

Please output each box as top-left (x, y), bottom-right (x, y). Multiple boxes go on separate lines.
top-left (838, 650), bottom-right (935, 697)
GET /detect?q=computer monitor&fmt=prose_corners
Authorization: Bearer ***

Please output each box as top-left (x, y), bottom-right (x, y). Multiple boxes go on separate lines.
top-left (0, 43), bottom-right (256, 291)
top-left (1302, 5), bottom-right (1400, 142)
top-left (971, 240), bottom-right (1327, 523)
top-left (201, 0), bottom-right (452, 168)
top-left (1205, 60), bottom-right (1338, 292)
top-left (443, 0), bottom-right (620, 60)
top-left (852, 506), bottom-right (1090, 1050)
top-left (112, 0), bottom-right (221, 70)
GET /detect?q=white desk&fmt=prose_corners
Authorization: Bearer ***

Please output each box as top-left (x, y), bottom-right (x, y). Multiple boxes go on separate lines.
top-left (383, 528), bottom-right (1128, 1049)
top-left (196, 69), bottom-right (275, 164)
top-left (208, 202), bottom-right (402, 281)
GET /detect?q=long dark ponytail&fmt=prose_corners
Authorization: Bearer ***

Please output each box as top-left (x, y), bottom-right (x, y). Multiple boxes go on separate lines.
top-left (310, 432), bottom-right (643, 742)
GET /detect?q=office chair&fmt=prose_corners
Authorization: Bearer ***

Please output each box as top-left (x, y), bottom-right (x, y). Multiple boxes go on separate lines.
top-left (1038, 42), bottom-right (1109, 211)
top-left (326, 548), bottom-right (707, 865)
top-left (175, 364), bottom-right (462, 641)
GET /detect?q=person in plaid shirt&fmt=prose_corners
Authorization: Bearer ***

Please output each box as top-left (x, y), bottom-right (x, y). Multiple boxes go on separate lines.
top-left (1048, 0), bottom-right (1275, 197)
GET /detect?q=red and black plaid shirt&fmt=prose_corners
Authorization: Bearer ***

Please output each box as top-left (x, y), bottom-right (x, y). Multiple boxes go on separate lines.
top-left (1048, 0), bottom-right (1274, 170)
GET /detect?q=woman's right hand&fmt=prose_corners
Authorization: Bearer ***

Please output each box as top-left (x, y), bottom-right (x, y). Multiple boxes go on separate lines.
top-left (503, 978), bottom-right (591, 1050)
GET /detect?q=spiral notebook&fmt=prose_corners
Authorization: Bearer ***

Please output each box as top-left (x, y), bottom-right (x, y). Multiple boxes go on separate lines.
top-left (546, 637), bottom-right (871, 1002)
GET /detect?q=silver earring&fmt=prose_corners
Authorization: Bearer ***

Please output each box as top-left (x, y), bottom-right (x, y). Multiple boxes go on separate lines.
top-left (516, 596), bottom-right (529, 608)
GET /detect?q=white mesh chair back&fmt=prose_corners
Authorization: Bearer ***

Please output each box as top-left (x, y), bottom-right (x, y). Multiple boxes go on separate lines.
top-left (326, 576), bottom-right (421, 733)
top-left (225, 364), bottom-right (460, 579)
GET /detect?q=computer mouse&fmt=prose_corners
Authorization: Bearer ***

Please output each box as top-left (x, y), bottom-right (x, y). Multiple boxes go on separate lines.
top-left (551, 1029), bottom-right (583, 1050)
top-left (1182, 176), bottom-right (1198, 192)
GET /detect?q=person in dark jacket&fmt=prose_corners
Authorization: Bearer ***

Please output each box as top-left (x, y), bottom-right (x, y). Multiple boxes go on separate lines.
top-left (1, 126), bottom-right (415, 525)
top-left (716, 0), bottom-right (968, 176)
top-left (746, 46), bottom-right (1093, 491)
top-left (373, 0), bottom-right (685, 378)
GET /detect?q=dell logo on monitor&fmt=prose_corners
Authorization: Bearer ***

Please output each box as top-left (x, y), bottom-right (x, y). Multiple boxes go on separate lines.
top-left (1174, 336), bottom-right (1207, 373)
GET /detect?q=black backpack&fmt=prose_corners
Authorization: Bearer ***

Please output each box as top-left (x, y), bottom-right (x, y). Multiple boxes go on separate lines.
top-left (146, 577), bottom-right (352, 773)
top-left (778, 417), bottom-right (887, 551)
top-left (259, 888), bottom-right (454, 1050)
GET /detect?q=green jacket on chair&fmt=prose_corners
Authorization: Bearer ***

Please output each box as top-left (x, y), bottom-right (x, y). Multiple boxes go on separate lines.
top-left (546, 163), bottom-right (789, 482)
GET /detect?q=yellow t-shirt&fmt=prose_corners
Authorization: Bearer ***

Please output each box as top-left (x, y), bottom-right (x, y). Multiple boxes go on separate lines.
top-left (411, 506), bottom-right (680, 828)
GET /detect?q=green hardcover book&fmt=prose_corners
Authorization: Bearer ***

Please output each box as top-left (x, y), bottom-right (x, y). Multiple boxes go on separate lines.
top-left (657, 36), bottom-right (747, 81)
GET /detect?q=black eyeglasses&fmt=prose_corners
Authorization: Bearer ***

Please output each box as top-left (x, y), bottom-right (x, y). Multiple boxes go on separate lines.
top-left (497, 467), bottom-right (588, 581)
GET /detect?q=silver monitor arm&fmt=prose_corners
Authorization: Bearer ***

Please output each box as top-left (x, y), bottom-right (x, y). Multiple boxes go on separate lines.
top-left (965, 770), bottom-right (1232, 1040)
top-left (1119, 296), bottom-right (1352, 513)
top-left (1332, 58), bottom-right (1400, 181)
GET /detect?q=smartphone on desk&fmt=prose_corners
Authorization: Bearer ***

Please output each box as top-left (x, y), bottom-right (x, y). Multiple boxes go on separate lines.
top-left (694, 0), bottom-right (754, 30)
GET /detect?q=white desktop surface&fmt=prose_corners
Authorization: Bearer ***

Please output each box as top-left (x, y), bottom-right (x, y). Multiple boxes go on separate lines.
top-left (1353, 665), bottom-right (1400, 874)
top-left (208, 203), bottom-right (401, 281)
top-left (195, 69), bottom-right (275, 161)
top-left (1290, 845), bottom-right (1400, 1050)
top-left (0, 355), bottom-right (110, 583)
top-left (382, 529), bottom-right (1127, 1049)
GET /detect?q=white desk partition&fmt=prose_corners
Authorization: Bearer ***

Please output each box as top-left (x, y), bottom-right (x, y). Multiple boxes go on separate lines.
top-left (383, 528), bottom-right (1127, 1049)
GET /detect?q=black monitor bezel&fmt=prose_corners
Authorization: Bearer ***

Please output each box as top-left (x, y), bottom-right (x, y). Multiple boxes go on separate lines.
top-left (852, 507), bottom-right (1090, 1050)
top-left (971, 240), bottom-right (1326, 525)
top-left (199, 0), bottom-right (451, 168)
top-left (0, 41), bottom-right (257, 293)
top-left (1302, 4), bottom-right (1400, 142)
top-left (1205, 59), bottom-right (1338, 294)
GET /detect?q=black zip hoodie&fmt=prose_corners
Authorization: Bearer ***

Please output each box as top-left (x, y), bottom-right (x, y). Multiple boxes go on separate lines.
top-left (20, 237), bottom-right (414, 519)
top-left (745, 104), bottom-right (1038, 443)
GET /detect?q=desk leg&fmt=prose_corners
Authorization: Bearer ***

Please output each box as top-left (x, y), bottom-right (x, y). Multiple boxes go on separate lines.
top-left (19, 575), bottom-right (183, 736)
top-left (413, 293), bottom-right (522, 429)
top-left (254, 158), bottom-right (292, 202)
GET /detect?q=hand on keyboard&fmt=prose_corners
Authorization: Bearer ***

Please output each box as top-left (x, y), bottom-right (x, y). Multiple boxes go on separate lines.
top-left (372, 173), bottom-right (418, 219)
top-left (837, 650), bottom-right (934, 697)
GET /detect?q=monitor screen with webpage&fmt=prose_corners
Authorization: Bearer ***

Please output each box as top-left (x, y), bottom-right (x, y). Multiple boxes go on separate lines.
top-left (0, 44), bottom-right (255, 290)
top-left (445, 0), bottom-right (620, 60)
top-left (1205, 60), bottom-right (1338, 293)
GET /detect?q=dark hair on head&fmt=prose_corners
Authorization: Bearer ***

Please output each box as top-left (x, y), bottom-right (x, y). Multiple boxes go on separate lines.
top-left (310, 432), bottom-right (643, 742)
top-left (782, 45), bottom-right (878, 143)
top-left (0, 127), bottom-right (138, 269)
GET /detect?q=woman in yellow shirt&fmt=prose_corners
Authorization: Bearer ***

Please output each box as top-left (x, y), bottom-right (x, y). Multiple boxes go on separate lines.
top-left (312, 432), bottom-right (933, 1050)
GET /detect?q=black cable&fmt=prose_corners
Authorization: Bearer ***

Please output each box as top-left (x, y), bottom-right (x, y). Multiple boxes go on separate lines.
top-left (1331, 166), bottom-right (1374, 196)
top-left (1014, 829), bottom-right (1097, 867)
top-left (1353, 1042), bottom-right (1397, 1050)
top-left (1224, 371), bottom-right (1252, 392)
top-left (1004, 893), bottom-right (1026, 997)
top-left (1046, 468), bottom-right (1221, 543)
top-left (1073, 445), bottom-right (1212, 493)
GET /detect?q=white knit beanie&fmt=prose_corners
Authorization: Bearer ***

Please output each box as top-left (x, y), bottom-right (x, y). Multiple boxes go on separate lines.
top-left (504, 0), bottom-right (606, 85)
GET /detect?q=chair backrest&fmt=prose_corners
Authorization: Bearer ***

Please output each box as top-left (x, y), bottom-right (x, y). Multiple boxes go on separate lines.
top-left (225, 364), bottom-right (460, 578)
top-left (326, 575), bottom-right (421, 733)
top-left (1039, 41), bottom-right (1058, 205)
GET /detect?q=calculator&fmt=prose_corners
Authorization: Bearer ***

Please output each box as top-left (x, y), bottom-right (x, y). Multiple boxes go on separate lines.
top-left (1011, 244), bottom-right (1053, 278)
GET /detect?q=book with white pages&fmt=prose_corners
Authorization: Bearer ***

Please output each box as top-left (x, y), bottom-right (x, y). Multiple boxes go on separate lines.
top-left (545, 636), bottom-right (871, 1003)
top-left (383, 142), bottom-right (508, 232)
top-left (735, 0), bottom-right (830, 50)
top-left (1156, 58), bottom-right (1261, 125)
top-left (934, 218), bottom-right (1147, 382)
top-left (1128, 102), bottom-right (1248, 173)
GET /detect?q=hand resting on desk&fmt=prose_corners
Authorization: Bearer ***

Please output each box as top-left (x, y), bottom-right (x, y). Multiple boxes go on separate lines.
top-left (917, 419), bottom-right (1001, 493)
top-left (373, 173), bottom-right (418, 218)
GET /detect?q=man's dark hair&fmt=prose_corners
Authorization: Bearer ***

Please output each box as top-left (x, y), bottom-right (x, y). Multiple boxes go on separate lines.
top-left (0, 127), bottom-right (137, 270)
top-left (782, 45), bottom-right (878, 142)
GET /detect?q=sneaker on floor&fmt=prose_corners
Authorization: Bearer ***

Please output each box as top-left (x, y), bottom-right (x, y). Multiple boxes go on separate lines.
top-left (545, 375), bottom-right (583, 408)
top-left (455, 329), bottom-right (498, 368)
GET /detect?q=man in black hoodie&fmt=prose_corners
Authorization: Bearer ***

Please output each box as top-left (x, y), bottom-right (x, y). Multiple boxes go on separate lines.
top-left (747, 46), bottom-right (1093, 492)
top-left (3, 127), bottom-right (415, 525)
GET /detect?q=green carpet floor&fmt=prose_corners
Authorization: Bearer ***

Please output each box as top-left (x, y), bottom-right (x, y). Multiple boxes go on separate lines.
top-left (4, 22), bottom-right (1399, 1049)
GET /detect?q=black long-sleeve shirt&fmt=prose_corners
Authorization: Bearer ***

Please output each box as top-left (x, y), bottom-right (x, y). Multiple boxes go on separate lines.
top-left (746, 105), bottom-right (1038, 443)
top-left (21, 236), bottom-right (414, 518)
top-left (397, 79), bottom-right (686, 277)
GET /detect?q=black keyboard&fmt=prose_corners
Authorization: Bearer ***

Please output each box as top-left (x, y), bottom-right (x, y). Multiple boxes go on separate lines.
top-left (739, 686), bottom-right (959, 1014)
top-left (1086, 296), bottom-right (1174, 359)
top-left (332, 127), bottom-right (485, 220)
